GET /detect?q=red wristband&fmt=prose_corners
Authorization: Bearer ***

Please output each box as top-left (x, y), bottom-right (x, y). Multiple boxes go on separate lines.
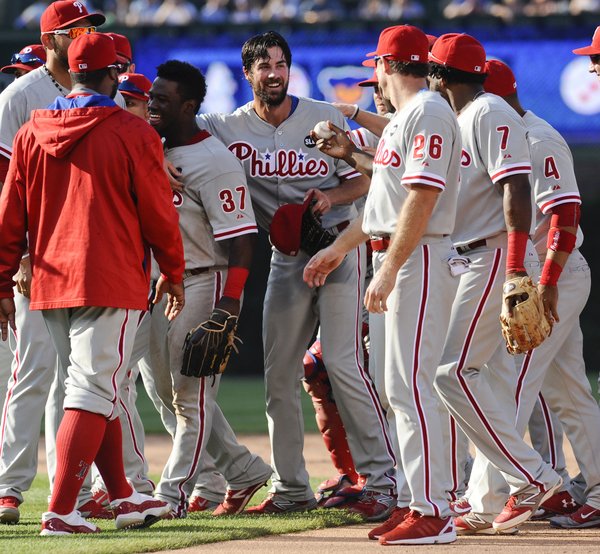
top-left (546, 227), bottom-right (576, 253)
top-left (540, 259), bottom-right (563, 287)
top-left (506, 230), bottom-right (529, 275)
top-left (222, 266), bottom-right (249, 300)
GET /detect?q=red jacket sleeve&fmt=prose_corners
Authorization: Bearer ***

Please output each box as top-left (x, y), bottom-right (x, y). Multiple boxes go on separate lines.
top-left (130, 124), bottom-right (184, 284)
top-left (0, 129), bottom-right (28, 297)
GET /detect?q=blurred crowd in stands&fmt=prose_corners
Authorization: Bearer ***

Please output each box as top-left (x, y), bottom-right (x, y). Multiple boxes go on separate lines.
top-left (9, 0), bottom-right (600, 29)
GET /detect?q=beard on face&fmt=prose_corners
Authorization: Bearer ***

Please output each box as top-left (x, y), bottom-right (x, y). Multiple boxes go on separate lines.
top-left (50, 36), bottom-right (70, 71)
top-left (110, 78), bottom-right (118, 99)
top-left (254, 78), bottom-right (289, 107)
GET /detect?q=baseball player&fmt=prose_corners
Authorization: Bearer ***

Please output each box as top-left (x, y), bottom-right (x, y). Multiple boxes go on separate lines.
top-left (118, 72), bottom-right (151, 119)
top-left (0, 1), bottom-right (126, 523)
top-left (428, 33), bottom-right (562, 533)
top-left (473, 58), bottom-right (600, 531)
top-left (147, 59), bottom-right (272, 518)
top-left (304, 24), bottom-right (463, 545)
top-left (198, 31), bottom-right (397, 518)
top-left (0, 32), bottom-right (184, 535)
top-left (574, 25), bottom-right (600, 79)
top-left (452, 59), bottom-right (594, 533)
top-left (1, 45), bottom-right (46, 80)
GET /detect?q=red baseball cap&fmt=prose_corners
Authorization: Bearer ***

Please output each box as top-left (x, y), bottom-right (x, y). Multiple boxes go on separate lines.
top-left (1, 44), bottom-right (46, 74)
top-left (68, 33), bottom-right (117, 73)
top-left (429, 33), bottom-right (486, 74)
top-left (573, 27), bottom-right (600, 56)
top-left (426, 34), bottom-right (438, 51)
top-left (484, 59), bottom-right (517, 97)
top-left (106, 32), bottom-right (132, 63)
top-left (358, 69), bottom-right (378, 87)
top-left (40, 1), bottom-right (105, 33)
top-left (118, 73), bottom-right (151, 101)
top-left (365, 25), bottom-right (429, 64)
top-left (269, 192), bottom-right (315, 256)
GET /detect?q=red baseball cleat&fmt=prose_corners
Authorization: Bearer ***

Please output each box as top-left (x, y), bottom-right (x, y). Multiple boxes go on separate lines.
top-left (550, 503), bottom-right (600, 529)
top-left (493, 478), bottom-right (562, 532)
top-left (534, 490), bottom-right (580, 518)
top-left (368, 505), bottom-right (410, 540)
top-left (379, 510), bottom-right (456, 545)
top-left (111, 491), bottom-right (171, 529)
top-left (450, 496), bottom-right (472, 516)
top-left (346, 489), bottom-right (397, 522)
top-left (78, 498), bottom-right (114, 519)
top-left (188, 495), bottom-right (220, 513)
top-left (213, 481), bottom-right (268, 516)
top-left (244, 493), bottom-right (318, 514)
top-left (91, 483), bottom-right (110, 508)
top-left (40, 510), bottom-right (100, 535)
top-left (0, 496), bottom-right (20, 525)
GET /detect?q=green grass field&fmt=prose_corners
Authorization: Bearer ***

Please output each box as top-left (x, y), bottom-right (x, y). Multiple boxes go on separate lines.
top-left (0, 476), bottom-right (362, 553)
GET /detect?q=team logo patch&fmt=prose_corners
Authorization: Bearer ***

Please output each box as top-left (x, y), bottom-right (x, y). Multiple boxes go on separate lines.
top-left (304, 135), bottom-right (316, 148)
top-left (173, 190), bottom-right (183, 207)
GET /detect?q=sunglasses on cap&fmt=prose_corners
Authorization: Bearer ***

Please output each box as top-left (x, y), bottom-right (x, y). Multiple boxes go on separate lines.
top-left (118, 79), bottom-right (148, 98)
top-left (10, 52), bottom-right (44, 65)
top-left (44, 26), bottom-right (96, 40)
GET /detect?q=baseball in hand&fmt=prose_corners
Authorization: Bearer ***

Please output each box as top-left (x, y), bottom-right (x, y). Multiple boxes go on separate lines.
top-left (313, 121), bottom-right (335, 140)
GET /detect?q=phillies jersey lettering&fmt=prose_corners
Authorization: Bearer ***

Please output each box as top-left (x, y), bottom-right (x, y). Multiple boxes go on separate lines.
top-left (452, 93), bottom-right (532, 246)
top-left (228, 142), bottom-right (329, 178)
top-left (523, 110), bottom-right (583, 256)
top-left (373, 138), bottom-right (402, 168)
top-left (198, 97), bottom-right (361, 231)
top-left (362, 90), bottom-right (461, 238)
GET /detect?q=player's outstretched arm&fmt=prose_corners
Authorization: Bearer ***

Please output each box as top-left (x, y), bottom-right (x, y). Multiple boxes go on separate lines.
top-left (333, 103), bottom-right (389, 138)
top-left (304, 215), bottom-right (368, 288)
top-left (312, 122), bottom-right (374, 178)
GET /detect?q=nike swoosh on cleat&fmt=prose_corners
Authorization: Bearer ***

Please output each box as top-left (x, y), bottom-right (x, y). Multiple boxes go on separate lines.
top-left (579, 511), bottom-right (598, 520)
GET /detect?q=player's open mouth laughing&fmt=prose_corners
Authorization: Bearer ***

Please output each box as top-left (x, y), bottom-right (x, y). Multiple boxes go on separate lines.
top-left (148, 110), bottom-right (162, 127)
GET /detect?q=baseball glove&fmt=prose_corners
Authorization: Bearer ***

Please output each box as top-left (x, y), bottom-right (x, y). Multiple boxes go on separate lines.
top-left (500, 276), bottom-right (551, 355)
top-left (181, 308), bottom-right (240, 378)
top-left (300, 207), bottom-right (337, 257)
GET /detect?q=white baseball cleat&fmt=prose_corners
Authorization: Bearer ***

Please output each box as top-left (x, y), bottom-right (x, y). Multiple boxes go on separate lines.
top-left (111, 491), bottom-right (170, 530)
top-left (40, 510), bottom-right (100, 535)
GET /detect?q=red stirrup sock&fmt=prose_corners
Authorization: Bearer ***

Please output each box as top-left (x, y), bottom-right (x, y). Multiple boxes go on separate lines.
top-left (48, 409), bottom-right (107, 515)
top-left (94, 417), bottom-right (134, 501)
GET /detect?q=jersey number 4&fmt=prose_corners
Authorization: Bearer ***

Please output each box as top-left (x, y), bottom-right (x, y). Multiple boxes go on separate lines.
top-left (544, 156), bottom-right (560, 179)
top-left (412, 134), bottom-right (443, 160)
top-left (219, 186), bottom-right (247, 213)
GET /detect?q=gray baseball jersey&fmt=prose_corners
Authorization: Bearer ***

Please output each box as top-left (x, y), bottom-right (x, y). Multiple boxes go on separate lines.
top-left (198, 98), bottom-right (360, 230)
top-left (524, 110), bottom-right (583, 255)
top-left (164, 131), bottom-right (257, 269)
top-left (199, 96), bottom-right (396, 501)
top-left (452, 93), bottom-right (532, 246)
top-left (362, 90), bottom-right (461, 237)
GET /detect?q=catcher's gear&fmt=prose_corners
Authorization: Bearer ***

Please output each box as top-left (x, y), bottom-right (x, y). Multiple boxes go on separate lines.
top-left (300, 205), bottom-right (336, 257)
top-left (303, 341), bottom-right (359, 485)
top-left (181, 308), bottom-right (240, 378)
top-left (500, 276), bottom-right (551, 354)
